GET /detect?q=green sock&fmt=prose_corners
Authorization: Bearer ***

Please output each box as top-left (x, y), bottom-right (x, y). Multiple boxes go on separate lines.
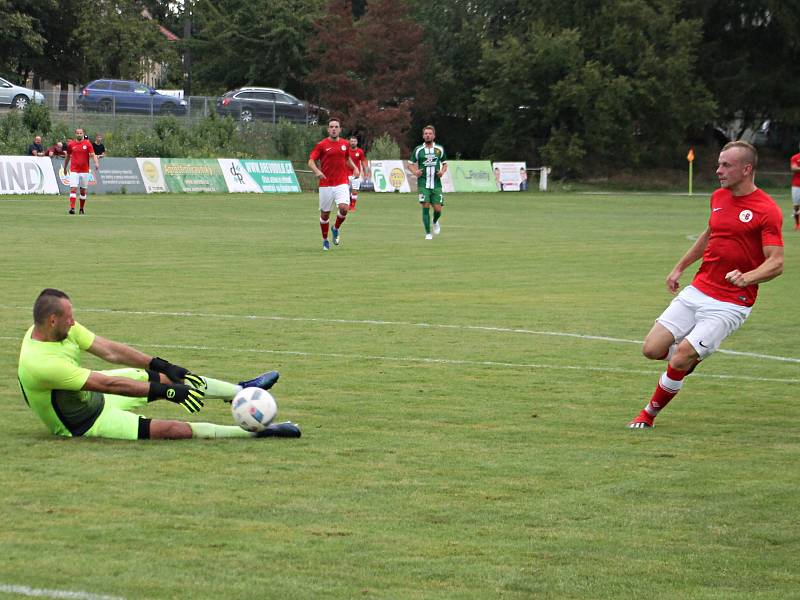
top-left (198, 376), bottom-right (240, 400)
top-left (422, 206), bottom-right (431, 233)
top-left (433, 210), bottom-right (441, 223)
top-left (189, 422), bottom-right (253, 439)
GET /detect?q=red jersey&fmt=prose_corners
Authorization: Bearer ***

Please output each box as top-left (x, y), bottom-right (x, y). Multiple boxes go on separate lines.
top-left (309, 137), bottom-right (351, 187)
top-left (691, 188), bottom-right (783, 307)
top-left (349, 147), bottom-right (367, 176)
top-left (790, 153), bottom-right (800, 187)
top-left (66, 139), bottom-right (94, 173)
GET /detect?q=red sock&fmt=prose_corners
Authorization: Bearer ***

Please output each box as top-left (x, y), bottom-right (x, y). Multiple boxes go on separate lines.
top-left (645, 364), bottom-right (687, 417)
top-left (334, 212), bottom-right (346, 229)
top-left (795, 212), bottom-right (799, 226)
top-left (69, 194), bottom-right (76, 209)
top-left (320, 219), bottom-right (329, 239)
top-left (79, 197), bottom-right (86, 210)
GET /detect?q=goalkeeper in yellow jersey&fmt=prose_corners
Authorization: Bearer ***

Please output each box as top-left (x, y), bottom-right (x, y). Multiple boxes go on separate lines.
top-left (17, 288), bottom-right (300, 440)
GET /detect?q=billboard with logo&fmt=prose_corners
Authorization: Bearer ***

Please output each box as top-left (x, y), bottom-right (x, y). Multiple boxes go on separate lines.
top-left (53, 158), bottom-right (146, 194)
top-left (0, 156), bottom-right (59, 194)
top-left (448, 161), bottom-right (498, 193)
top-left (238, 160), bottom-right (301, 193)
top-left (370, 160), bottom-right (411, 193)
top-left (161, 159), bottom-right (227, 193)
top-left (136, 158), bottom-right (168, 193)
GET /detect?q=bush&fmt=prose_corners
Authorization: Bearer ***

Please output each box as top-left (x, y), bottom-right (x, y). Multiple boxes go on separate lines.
top-left (22, 102), bottom-right (51, 135)
top-left (370, 133), bottom-right (401, 159)
top-left (0, 110), bottom-right (29, 154)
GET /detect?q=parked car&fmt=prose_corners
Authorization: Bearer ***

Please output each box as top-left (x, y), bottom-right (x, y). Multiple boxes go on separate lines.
top-left (77, 79), bottom-right (187, 115)
top-left (216, 87), bottom-right (319, 124)
top-left (0, 77), bottom-right (45, 109)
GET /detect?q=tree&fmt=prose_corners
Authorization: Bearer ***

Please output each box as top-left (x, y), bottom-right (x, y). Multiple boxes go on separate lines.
top-left (305, 0), bottom-right (434, 148)
top-left (187, 0), bottom-right (319, 96)
top-left (0, 0), bottom-right (53, 79)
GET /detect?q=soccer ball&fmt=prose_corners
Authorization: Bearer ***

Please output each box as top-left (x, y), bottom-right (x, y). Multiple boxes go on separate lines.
top-left (231, 387), bottom-right (277, 432)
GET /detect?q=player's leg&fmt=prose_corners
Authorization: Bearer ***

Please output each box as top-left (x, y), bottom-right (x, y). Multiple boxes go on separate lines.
top-left (630, 290), bottom-right (697, 429)
top-left (320, 187), bottom-right (334, 250)
top-left (68, 171), bottom-right (79, 213)
top-left (331, 184), bottom-right (350, 246)
top-left (420, 192), bottom-right (432, 239)
top-left (79, 183), bottom-right (87, 214)
top-left (792, 187), bottom-right (800, 229)
top-left (432, 191), bottom-right (444, 234)
top-left (349, 176), bottom-right (360, 211)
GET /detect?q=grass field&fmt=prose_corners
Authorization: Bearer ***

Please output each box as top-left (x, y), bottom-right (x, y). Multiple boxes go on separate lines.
top-left (0, 190), bottom-right (798, 600)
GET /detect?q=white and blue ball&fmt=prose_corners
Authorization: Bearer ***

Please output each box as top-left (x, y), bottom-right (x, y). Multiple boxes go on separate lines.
top-left (231, 387), bottom-right (277, 432)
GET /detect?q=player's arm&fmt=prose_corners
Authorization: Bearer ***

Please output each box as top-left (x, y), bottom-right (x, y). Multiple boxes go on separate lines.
top-left (726, 245), bottom-right (784, 287)
top-left (438, 160), bottom-right (448, 177)
top-left (407, 159), bottom-right (421, 177)
top-left (63, 149), bottom-right (71, 172)
top-left (90, 149), bottom-right (100, 171)
top-left (308, 157), bottom-right (325, 179)
top-left (347, 156), bottom-right (359, 178)
top-left (361, 158), bottom-right (370, 179)
top-left (87, 334), bottom-right (152, 368)
top-left (666, 226), bottom-right (710, 293)
top-left (82, 371), bottom-right (204, 412)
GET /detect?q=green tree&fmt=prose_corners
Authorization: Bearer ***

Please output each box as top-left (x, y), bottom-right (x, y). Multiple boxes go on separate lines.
top-left (188, 0), bottom-right (319, 96)
top-left (0, 0), bottom-right (52, 79)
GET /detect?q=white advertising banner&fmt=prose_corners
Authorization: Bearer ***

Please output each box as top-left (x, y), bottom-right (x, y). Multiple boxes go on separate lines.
top-left (136, 158), bottom-right (168, 193)
top-left (492, 162), bottom-right (528, 191)
top-left (0, 156), bottom-right (59, 194)
top-left (370, 160), bottom-right (411, 193)
top-left (218, 159), bottom-right (262, 193)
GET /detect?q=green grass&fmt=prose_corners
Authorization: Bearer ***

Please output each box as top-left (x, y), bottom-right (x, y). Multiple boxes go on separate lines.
top-left (0, 190), bottom-right (798, 599)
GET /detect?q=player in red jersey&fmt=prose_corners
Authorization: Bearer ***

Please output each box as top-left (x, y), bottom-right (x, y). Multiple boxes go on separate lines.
top-left (63, 127), bottom-right (100, 215)
top-left (789, 143), bottom-right (800, 230)
top-left (628, 141), bottom-right (784, 429)
top-left (347, 135), bottom-right (369, 212)
top-left (308, 118), bottom-right (359, 250)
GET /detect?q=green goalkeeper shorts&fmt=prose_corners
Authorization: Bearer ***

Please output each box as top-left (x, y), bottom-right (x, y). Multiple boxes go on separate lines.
top-left (82, 368), bottom-right (150, 440)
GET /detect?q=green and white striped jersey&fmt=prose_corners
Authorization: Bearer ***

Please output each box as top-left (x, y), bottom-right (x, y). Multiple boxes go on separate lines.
top-left (409, 143), bottom-right (447, 190)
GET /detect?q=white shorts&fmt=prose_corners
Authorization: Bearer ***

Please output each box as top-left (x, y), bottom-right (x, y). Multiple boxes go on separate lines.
top-left (791, 186), bottom-right (800, 206)
top-left (348, 176), bottom-right (361, 191)
top-left (656, 285), bottom-right (751, 359)
top-left (68, 171), bottom-right (90, 189)
top-left (319, 184), bottom-right (350, 212)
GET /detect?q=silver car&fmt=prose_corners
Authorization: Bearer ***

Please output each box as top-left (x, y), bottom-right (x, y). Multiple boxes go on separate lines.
top-left (0, 77), bottom-right (45, 109)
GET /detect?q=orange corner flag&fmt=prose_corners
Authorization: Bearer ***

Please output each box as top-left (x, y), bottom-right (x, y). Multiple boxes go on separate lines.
top-left (687, 148), bottom-right (695, 162)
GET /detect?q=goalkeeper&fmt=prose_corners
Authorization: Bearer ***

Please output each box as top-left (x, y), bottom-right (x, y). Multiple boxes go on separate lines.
top-left (17, 288), bottom-right (300, 440)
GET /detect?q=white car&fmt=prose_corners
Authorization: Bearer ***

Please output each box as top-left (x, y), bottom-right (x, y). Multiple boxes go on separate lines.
top-left (0, 77), bottom-right (45, 109)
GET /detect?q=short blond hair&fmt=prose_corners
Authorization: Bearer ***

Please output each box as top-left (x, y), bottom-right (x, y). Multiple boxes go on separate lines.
top-left (722, 140), bottom-right (758, 168)
top-left (423, 125), bottom-right (435, 135)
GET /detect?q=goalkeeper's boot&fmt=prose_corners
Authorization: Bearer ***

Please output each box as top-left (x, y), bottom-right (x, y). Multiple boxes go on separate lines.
top-left (256, 421), bottom-right (302, 438)
top-left (332, 227), bottom-right (340, 246)
top-left (322, 239), bottom-right (330, 251)
top-left (627, 410), bottom-right (654, 429)
top-left (238, 370), bottom-right (280, 391)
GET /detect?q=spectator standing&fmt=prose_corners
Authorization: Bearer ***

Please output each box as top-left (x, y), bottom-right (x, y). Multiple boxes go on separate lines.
top-left (92, 133), bottom-right (106, 158)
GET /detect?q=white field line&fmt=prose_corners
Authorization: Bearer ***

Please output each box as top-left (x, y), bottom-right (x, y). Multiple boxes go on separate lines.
top-left (0, 583), bottom-right (124, 600)
top-left (19, 305), bottom-right (800, 364)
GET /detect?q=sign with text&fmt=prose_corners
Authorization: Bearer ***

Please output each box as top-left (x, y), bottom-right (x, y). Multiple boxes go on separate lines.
top-left (239, 160), bottom-right (301, 193)
top-left (136, 158), bottom-right (168, 193)
top-left (161, 159), bottom-right (227, 193)
top-left (53, 158), bottom-right (146, 194)
top-left (492, 161), bottom-right (528, 191)
top-left (448, 161), bottom-right (498, 192)
top-left (370, 160), bottom-right (411, 193)
top-left (0, 156), bottom-right (59, 194)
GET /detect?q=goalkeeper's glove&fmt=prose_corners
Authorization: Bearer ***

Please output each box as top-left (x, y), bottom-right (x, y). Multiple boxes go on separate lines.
top-left (149, 356), bottom-right (190, 383)
top-left (184, 372), bottom-right (207, 393)
top-left (148, 382), bottom-right (205, 413)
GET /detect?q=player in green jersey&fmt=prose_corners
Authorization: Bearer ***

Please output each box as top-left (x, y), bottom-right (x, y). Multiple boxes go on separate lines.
top-left (407, 125), bottom-right (448, 240)
top-left (17, 289), bottom-right (300, 440)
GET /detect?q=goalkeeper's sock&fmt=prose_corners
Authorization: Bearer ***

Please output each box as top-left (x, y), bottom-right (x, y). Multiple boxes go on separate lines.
top-left (422, 206), bottom-right (431, 233)
top-left (320, 217), bottom-right (329, 239)
top-left (189, 422), bottom-right (252, 439)
top-left (334, 210), bottom-right (346, 229)
top-left (198, 376), bottom-right (239, 400)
